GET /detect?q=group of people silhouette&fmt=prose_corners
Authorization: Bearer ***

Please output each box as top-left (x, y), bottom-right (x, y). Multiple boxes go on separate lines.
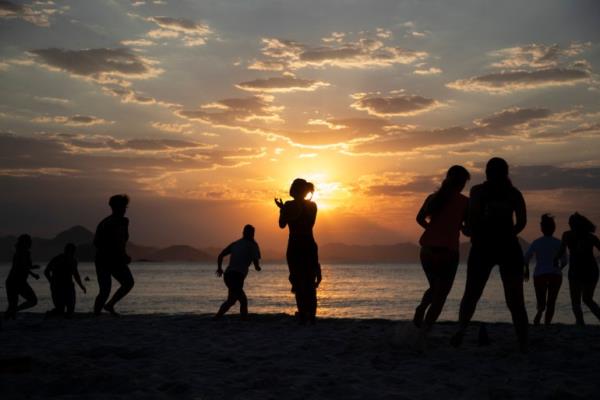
top-left (3, 157), bottom-right (600, 352)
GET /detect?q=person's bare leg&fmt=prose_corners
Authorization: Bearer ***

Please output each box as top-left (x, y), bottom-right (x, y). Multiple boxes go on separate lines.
top-left (545, 277), bottom-right (561, 325)
top-left (569, 279), bottom-right (585, 325)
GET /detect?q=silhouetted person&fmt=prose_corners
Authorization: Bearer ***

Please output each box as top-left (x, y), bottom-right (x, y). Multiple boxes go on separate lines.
top-left (214, 225), bottom-right (261, 319)
top-left (555, 213), bottom-right (600, 325)
top-left (414, 166), bottom-right (470, 337)
top-left (451, 158), bottom-right (529, 352)
top-left (524, 214), bottom-right (566, 325)
top-left (44, 243), bottom-right (86, 317)
top-left (275, 178), bottom-right (322, 324)
top-left (93, 194), bottom-right (134, 316)
top-left (4, 234), bottom-right (40, 319)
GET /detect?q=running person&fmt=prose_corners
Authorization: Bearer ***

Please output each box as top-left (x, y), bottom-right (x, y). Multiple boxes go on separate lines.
top-left (524, 214), bottom-right (566, 325)
top-left (93, 194), bottom-right (134, 316)
top-left (275, 178), bottom-right (322, 325)
top-left (555, 213), bottom-right (600, 325)
top-left (451, 158), bottom-right (529, 352)
top-left (214, 225), bottom-right (261, 319)
top-left (414, 165), bottom-right (470, 335)
top-left (4, 234), bottom-right (40, 319)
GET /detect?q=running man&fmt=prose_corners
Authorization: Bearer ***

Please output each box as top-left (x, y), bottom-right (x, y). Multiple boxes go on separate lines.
top-left (214, 225), bottom-right (262, 319)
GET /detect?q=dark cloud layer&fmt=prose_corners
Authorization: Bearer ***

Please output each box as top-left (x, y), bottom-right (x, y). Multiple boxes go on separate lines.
top-left (448, 68), bottom-right (591, 93)
top-left (29, 48), bottom-right (162, 83)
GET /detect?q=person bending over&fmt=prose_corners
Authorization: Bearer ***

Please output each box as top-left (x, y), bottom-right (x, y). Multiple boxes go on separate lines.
top-left (4, 234), bottom-right (40, 320)
top-left (45, 243), bottom-right (86, 317)
top-left (214, 225), bottom-right (261, 319)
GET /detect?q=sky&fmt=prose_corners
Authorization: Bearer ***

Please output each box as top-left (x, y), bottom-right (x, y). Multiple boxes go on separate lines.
top-left (1, 0), bottom-right (599, 248)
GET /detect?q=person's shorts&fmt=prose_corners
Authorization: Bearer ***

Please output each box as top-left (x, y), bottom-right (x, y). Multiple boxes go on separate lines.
top-left (224, 270), bottom-right (245, 292)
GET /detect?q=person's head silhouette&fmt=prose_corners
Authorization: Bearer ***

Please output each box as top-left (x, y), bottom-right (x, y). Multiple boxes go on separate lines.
top-left (64, 243), bottom-right (77, 258)
top-left (540, 214), bottom-right (556, 236)
top-left (568, 212), bottom-right (596, 234)
top-left (485, 157), bottom-right (509, 183)
top-left (109, 194), bottom-right (129, 217)
top-left (16, 234), bottom-right (32, 251)
top-left (243, 224), bottom-right (255, 240)
top-left (289, 178), bottom-right (314, 200)
top-left (446, 165), bottom-right (471, 192)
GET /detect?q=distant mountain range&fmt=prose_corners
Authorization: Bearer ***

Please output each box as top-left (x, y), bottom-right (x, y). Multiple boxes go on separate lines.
top-left (0, 226), bottom-right (531, 264)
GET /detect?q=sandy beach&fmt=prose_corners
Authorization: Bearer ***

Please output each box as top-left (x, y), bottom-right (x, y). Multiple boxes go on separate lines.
top-left (1, 313), bottom-right (599, 399)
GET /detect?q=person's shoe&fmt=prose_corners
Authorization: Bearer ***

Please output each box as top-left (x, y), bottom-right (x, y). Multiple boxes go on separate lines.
top-left (103, 304), bottom-right (120, 317)
top-left (533, 313), bottom-right (542, 326)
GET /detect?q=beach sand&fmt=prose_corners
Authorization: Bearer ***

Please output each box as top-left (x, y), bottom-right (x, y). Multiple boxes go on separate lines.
top-left (1, 313), bottom-right (599, 399)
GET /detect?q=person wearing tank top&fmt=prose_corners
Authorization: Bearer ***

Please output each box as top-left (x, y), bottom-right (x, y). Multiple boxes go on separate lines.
top-left (451, 158), bottom-right (529, 353)
top-left (275, 178), bottom-right (322, 325)
top-left (555, 213), bottom-right (600, 325)
top-left (413, 165), bottom-right (470, 342)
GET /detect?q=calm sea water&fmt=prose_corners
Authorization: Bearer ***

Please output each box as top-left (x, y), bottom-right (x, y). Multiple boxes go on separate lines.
top-left (0, 262), bottom-right (595, 324)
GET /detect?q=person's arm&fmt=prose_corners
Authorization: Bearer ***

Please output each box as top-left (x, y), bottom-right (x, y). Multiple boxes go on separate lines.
top-left (523, 243), bottom-right (535, 282)
top-left (513, 190), bottom-right (527, 236)
top-left (25, 254), bottom-right (40, 279)
top-left (416, 195), bottom-right (432, 229)
top-left (253, 243), bottom-right (261, 271)
top-left (461, 200), bottom-right (471, 237)
top-left (555, 232), bottom-right (568, 269)
top-left (278, 204), bottom-right (288, 229)
top-left (467, 186), bottom-right (482, 238)
top-left (73, 262), bottom-right (86, 293)
top-left (315, 263), bottom-right (322, 288)
top-left (593, 235), bottom-right (600, 252)
top-left (216, 244), bottom-right (232, 277)
top-left (44, 260), bottom-right (53, 282)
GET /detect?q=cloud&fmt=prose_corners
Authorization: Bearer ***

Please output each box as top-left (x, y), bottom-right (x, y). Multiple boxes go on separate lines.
top-left (235, 75), bottom-right (329, 93)
top-left (102, 87), bottom-right (180, 109)
top-left (146, 16), bottom-right (211, 46)
top-left (489, 43), bottom-right (591, 68)
top-left (33, 96), bottom-right (70, 105)
top-left (29, 48), bottom-right (162, 85)
top-left (474, 107), bottom-right (553, 130)
top-left (121, 38), bottom-right (155, 47)
top-left (151, 122), bottom-right (192, 133)
top-left (32, 114), bottom-right (112, 126)
top-left (347, 106), bottom-right (580, 154)
top-left (0, 1), bottom-right (59, 27)
top-left (351, 92), bottom-right (443, 117)
top-left (413, 67), bottom-right (442, 75)
top-left (176, 95), bottom-right (283, 127)
top-left (447, 67), bottom-right (591, 93)
top-left (251, 34), bottom-right (427, 70)
top-left (448, 42), bottom-right (593, 93)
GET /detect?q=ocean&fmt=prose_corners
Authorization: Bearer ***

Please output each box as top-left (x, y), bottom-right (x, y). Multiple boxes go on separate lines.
top-left (0, 262), bottom-right (595, 324)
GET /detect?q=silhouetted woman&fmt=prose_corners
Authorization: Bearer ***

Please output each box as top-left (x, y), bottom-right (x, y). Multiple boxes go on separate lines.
top-left (275, 178), bottom-right (322, 324)
top-left (555, 213), bottom-right (600, 325)
top-left (524, 214), bottom-right (566, 325)
top-left (451, 157), bottom-right (529, 352)
top-left (4, 234), bottom-right (40, 319)
top-left (414, 165), bottom-right (470, 334)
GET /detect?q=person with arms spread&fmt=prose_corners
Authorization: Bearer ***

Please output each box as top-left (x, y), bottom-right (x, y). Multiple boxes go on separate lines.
top-left (451, 157), bottom-right (529, 352)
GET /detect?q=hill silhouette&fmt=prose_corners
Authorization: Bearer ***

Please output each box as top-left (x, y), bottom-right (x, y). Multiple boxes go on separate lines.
top-left (0, 226), bottom-right (531, 264)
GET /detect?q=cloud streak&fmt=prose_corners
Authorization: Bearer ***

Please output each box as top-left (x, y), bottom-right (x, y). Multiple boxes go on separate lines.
top-left (235, 75), bottom-right (329, 93)
top-left (351, 92), bottom-right (443, 117)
